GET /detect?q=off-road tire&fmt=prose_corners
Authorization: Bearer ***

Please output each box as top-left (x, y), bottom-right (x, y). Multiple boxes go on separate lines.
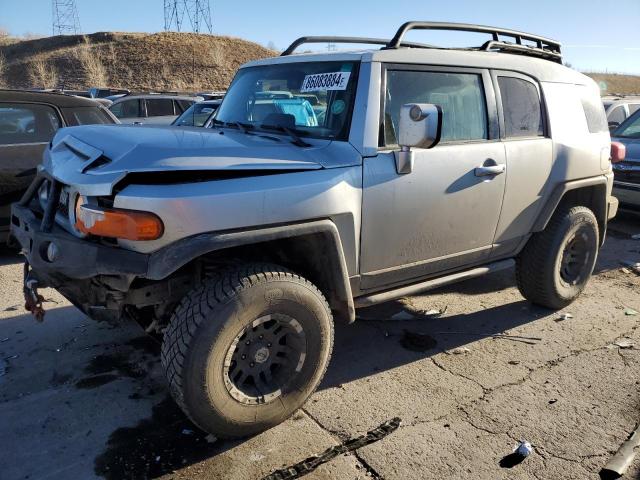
top-left (516, 205), bottom-right (599, 309)
top-left (161, 263), bottom-right (334, 438)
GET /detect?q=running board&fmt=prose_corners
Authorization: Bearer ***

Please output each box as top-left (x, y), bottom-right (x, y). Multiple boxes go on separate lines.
top-left (354, 259), bottom-right (515, 308)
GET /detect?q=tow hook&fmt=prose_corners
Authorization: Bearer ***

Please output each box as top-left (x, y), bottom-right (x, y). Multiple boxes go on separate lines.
top-left (23, 262), bottom-right (45, 322)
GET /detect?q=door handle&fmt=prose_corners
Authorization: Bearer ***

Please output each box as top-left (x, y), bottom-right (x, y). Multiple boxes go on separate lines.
top-left (474, 164), bottom-right (505, 177)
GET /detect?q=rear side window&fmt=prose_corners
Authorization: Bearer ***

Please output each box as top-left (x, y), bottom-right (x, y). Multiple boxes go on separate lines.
top-left (580, 92), bottom-right (608, 133)
top-left (0, 103), bottom-right (61, 145)
top-left (384, 70), bottom-right (488, 145)
top-left (608, 105), bottom-right (626, 125)
top-left (62, 107), bottom-right (115, 126)
top-left (110, 99), bottom-right (141, 119)
top-left (146, 99), bottom-right (175, 117)
top-left (175, 99), bottom-right (193, 112)
top-left (498, 76), bottom-right (543, 138)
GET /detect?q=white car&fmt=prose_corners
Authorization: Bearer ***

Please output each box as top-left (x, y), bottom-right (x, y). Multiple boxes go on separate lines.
top-left (109, 94), bottom-right (203, 125)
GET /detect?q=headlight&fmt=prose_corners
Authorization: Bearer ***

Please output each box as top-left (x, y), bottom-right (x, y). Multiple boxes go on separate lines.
top-left (75, 203), bottom-right (164, 241)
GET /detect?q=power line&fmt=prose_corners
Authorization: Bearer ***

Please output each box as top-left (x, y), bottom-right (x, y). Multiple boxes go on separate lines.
top-left (52, 0), bottom-right (81, 36)
top-left (164, 0), bottom-right (213, 34)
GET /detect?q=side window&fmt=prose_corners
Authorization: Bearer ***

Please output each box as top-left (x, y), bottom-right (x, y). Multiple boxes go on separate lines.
top-left (608, 105), bottom-right (626, 124)
top-left (384, 70), bottom-right (488, 145)
top-left (0, 103), bottom-right (61, 145)
top-left (175, 99), bottom-right (193, 112)
top-left (110, 100), bottom-right (141, 119)
top-left (498, 76), bottom-right (543, 138)
top-left (146, 99), bottom-right (175, 117)
top-left (580, 90), bottom-right (608, 133)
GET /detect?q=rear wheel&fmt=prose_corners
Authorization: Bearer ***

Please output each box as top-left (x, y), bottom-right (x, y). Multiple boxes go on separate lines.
top-left (516, 205), bottom-right (599, 309)
top-left (161, 263), bottom-right (333, 438)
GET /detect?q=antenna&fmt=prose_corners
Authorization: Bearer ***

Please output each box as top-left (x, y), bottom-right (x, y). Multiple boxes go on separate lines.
top-left (164, 0), bottom-right (213, 34)
top-left (52, 0), bottom-right (81, 36)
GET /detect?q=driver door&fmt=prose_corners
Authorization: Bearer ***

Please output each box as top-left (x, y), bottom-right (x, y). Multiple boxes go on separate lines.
top-left (359, 67), bottom-right (506, 290)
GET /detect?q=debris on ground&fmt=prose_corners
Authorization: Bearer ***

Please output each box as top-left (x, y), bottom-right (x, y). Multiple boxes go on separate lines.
top-left (508, 360), bottom-right (521, 365)
top-left (399, 330), bottom-right (438, 352)
top-left (435, 331), bottom-right (542, 345)
top-left (621, 267), bottom-right (632, 274)
top-left (620, 261), bottom-right (640, 275)
top-left (262, 417), bottom-right (401, 480)
top-left (612, 339), bottom-right (635, 349)
top-left (181, 429), bottom-right (194, 436)
top-left (447, 347), bottom-right (471, 355)
top-left (624, 308), bottom-right (638, 316)
top-left (631, 233), bottom-right (640, 240)
top-left (205, 434), bottom-right (217, 444)
top-left (499, 440), bottom-right (533, 468)
top-left (556, 313), bottom-right (574, 322)
top-left (600, 423), bottom-right (640, 480)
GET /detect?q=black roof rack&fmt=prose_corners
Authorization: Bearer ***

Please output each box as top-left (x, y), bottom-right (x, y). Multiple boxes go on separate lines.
top-left (281, 21), bottom-right (562, 64)
top-left (387, 21), bottom-right (561, 62)
top-left (281, 36), bottom-right (434, 56)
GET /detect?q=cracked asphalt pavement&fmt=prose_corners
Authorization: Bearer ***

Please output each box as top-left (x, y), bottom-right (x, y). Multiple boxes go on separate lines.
top-left (0, 213), bottom-right (638, 480)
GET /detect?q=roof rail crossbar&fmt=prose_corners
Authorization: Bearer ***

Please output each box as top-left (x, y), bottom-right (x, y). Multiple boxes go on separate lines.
top-left (481, 40), bottom-right (562, 62)
top-left (385, 21), bottom-right (562, 63)
top-left (281, 36), bottom-right (433, 56)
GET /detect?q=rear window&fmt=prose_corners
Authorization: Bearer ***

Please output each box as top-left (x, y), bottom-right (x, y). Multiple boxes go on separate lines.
top-left (498, 76), bottom-right (543, 138)
top-left (146, 98), bottom-right (175, 117)
top-left (62, 107), bottom-right (115, 126)
top-left (0, 103), bottom-right (61, 145)
top-left (580, 91), bottom-right (608, 133)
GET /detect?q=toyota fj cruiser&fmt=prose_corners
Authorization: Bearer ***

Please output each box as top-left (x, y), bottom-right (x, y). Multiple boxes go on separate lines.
top-left (10, 22), bottom-right (619, 438)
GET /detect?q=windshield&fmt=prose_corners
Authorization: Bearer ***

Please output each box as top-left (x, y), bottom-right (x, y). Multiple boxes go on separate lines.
top-left (213, 61), bottom-right (359, 140)
top-left (173, 102), bottom-right (219, 127)
top-left (613, 109), bottom-right (640, 139)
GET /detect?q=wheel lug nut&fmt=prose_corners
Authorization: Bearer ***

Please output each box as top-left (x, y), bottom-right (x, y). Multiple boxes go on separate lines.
top-left (241, 354), bottom-right (246, 359)
top-left (259, 334), bottom-right (264, 339)
top-left (245, 341), bottom-right (250, 345)
top-left (250, 362), bottom-right (255, 367)
top-left (267, 343), bottom-right (272, 347)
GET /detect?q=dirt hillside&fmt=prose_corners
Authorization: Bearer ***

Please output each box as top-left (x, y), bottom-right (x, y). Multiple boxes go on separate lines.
top-left (584, 73), bottom-right (640, 95)
top-left (0, 32), bottom-right (638, 95)
top-left (0, 31), bottom-right (277, 91)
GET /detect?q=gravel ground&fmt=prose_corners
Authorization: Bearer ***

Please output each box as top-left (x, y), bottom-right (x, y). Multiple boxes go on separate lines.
top-left (0, 213), bottom-right (638, 480)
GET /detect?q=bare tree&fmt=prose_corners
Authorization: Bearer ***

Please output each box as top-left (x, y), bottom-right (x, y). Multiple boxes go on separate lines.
top-left (0, 51), bottom-right (5, 88)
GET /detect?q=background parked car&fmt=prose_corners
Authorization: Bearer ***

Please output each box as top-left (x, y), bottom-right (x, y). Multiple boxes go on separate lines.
top-left (88, 87), bottom-right (130, 99)
top-left (602, 95), bottom-right (640, 131)
top-left (611, 108), bottom-right (640, 210)
top-left (0, 90), bottom-right (119, 242)
top-left (109, 94), bottom-right (202, 124)
top-left (172, 99), bottom-right (221, 127)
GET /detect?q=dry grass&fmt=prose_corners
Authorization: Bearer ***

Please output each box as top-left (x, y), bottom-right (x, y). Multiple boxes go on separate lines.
top-left (0, 31), bottom-right (277, 91)
top-left (75, 39), bottom-right (108, 86)
top-left (585, 73), bottom-right (640, 95)
top-left (0, 51), bottom-right (5, 88)
top-left (28, 58), bottom-right (58, 89)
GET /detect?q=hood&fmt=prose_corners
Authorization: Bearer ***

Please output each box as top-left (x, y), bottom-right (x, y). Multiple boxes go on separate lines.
top-left (612, 136), bottom-right (640, 162)
top-left (43, 124), bottom-right (361, 196)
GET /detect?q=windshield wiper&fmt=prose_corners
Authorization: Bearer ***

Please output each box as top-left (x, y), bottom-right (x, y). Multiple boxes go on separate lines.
top-left (260, 123), bottom-right (311, 147)
top-left (235, 121), bottom-right (254, 134)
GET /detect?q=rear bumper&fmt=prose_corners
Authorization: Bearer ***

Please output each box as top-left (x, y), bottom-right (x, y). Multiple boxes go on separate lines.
top-left (10, 203), bottom-right (148, 283)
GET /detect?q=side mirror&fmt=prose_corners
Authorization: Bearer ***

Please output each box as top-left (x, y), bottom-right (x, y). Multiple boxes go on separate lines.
top-left (394, 103), bottom-right (442, 174)
top-left (608, 121), bottom-right (620, 132)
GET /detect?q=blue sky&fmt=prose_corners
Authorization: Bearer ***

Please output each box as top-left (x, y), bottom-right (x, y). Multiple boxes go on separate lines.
top-left (1, 0), bottom-right (639, 74)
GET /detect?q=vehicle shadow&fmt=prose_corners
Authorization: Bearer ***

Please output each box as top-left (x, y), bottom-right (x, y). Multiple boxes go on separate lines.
top-left (322, 297), bottom-right (546, 390)
top-left (0, 245), bottom-right (22, 266)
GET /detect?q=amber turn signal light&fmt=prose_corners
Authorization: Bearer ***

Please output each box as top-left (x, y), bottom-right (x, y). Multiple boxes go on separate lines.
top-left (75, 204), bottom-right (163, 241)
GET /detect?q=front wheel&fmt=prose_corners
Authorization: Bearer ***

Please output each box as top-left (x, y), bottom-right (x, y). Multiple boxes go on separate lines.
top-left (516, 205), bottom-right (599, 309)
top-left (161, 264), bottom-right (334, 438)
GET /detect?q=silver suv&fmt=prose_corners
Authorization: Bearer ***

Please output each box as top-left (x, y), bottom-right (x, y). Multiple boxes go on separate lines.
top-left (108, 93), bottom-right (202, 124)
top-left (9, 22), bottom-right (618, 439)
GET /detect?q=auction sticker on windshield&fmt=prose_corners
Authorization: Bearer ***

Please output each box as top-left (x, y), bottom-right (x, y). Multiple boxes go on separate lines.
top-left (300, 72), bottom-right (351, 92)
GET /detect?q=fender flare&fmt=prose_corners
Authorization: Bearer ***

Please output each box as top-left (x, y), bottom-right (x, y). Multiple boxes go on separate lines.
top-left (532, 175), bottom-right (609, 232)
top-left (145, 219), bottom-right (356, 323)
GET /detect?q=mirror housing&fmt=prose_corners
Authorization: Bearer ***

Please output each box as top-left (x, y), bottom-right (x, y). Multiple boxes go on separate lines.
top-left (394, 103), bottom-right (442, 174)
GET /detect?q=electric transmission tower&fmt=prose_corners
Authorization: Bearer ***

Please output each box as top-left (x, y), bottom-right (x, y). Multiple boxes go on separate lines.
top-left (164, 0), bottom-right (213, 34)
top-left (52, 0), bottom-right (81, 36)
